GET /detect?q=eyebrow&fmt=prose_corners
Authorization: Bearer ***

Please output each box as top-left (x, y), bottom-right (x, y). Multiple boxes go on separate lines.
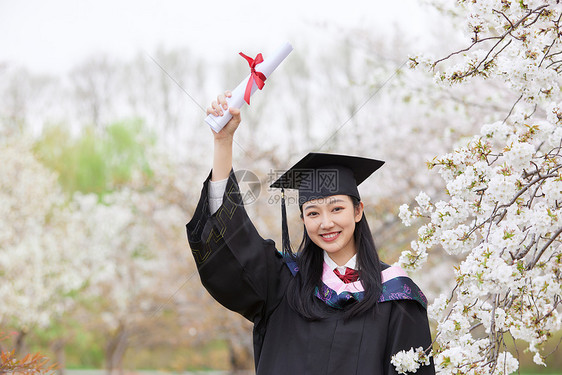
top-left (303, 198), bottom-right (346, 211)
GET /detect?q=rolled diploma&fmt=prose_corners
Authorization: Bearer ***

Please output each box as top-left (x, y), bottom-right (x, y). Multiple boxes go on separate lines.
top-left (205, 42), bottom-right (293, 133)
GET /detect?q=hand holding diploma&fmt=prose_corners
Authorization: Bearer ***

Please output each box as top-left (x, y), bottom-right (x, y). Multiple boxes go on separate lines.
top-left (205, 42), bottom-right (293, 133)
top-left (207, 91), bottom-right (241, 142)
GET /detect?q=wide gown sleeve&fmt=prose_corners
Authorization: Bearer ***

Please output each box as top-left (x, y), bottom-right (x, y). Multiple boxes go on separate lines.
top-left (385, 300), bottom-right (436, 375)
top-left (186, 170), bottom-right (287, 323)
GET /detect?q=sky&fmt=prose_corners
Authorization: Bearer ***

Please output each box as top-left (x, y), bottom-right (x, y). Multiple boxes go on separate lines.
top-left (0, 0), bottom-right (431, 74)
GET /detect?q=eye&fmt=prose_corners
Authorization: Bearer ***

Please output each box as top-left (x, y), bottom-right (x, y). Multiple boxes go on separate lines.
top-left (306, 211), bottom-right (319, 217)
top-left (332, 206), bottom-right (344, 212)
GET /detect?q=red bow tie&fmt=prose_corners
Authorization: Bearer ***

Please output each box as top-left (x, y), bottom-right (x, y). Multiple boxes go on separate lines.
top-left (334, 267), bottom-right (359, 283)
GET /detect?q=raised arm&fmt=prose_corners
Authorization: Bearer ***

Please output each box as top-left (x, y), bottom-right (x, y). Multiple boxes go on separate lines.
top-left (207, 91), bottom-right (241, 181)
top-left (188, 94), bottom-right (288, 322)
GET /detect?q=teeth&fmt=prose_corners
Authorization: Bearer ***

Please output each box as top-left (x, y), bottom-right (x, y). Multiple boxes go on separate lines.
top-left (322, 233), bottom-right (338, 239)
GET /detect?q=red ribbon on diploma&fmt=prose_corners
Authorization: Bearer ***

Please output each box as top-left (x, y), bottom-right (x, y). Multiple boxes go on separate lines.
top-left (239, 52), bottom-right (267, 105)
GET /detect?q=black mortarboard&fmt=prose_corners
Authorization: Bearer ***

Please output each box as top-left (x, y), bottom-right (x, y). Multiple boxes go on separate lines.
top-left (269, 153), bottom-right (384, 256)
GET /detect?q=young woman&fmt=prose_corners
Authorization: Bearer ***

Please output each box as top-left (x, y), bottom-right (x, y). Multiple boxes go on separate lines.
top-left (186, 91), bottom-right (435, 375)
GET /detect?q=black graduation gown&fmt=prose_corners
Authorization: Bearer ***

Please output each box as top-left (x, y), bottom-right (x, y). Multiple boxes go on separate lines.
top-left (186, 172), bottom-right (435, 375)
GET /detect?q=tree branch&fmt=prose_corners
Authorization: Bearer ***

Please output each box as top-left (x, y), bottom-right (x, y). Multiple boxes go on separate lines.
top-left (527, 226), bottom-right (562, 269)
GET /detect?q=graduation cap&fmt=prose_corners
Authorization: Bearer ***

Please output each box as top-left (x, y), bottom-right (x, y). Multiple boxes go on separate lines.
top-left (269, 153), bottom-right (385, 255)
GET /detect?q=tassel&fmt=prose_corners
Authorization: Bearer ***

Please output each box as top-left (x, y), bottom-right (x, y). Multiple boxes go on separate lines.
top-left (281, 188), bottom-right (293, 258)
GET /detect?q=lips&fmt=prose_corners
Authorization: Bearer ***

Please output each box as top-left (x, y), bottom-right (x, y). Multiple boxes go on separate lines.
top-left (320, 232), bottom-right (341, 242)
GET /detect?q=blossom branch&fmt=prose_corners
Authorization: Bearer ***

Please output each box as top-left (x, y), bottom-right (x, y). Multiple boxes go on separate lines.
top-left (432, 5), bottom-right (548, 75)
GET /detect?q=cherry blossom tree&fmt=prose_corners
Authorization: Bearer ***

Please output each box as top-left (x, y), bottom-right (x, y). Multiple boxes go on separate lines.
top-left (395, 1), bottom-right (562, 374)
top-left (72, 188), bottom-right (180, 375)
top-left (0, 135), bottom-right (90, 355)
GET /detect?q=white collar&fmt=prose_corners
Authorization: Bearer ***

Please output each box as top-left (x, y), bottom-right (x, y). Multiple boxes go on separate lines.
top-left (323, 251), bottom-right (357, 274)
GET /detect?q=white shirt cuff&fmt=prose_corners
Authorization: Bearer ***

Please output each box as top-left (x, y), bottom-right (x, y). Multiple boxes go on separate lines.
top-left (208, 178), bottom-right (228, 215)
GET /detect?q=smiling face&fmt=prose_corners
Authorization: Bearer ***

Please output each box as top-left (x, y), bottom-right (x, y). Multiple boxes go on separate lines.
top-left (301, 195), bottom-right (364, 266)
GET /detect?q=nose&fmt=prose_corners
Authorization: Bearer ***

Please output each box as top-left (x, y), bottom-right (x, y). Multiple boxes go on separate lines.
top-left (320, 215), bottom-right (334, 230)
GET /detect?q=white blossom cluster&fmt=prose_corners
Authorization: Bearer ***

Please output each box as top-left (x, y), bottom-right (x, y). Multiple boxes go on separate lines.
top-left (391, 346), bottom-right (431, 375)
top-left (418, 1), bottom-right (562, 102)
top-left (395, 1), bottom-right (562, 374)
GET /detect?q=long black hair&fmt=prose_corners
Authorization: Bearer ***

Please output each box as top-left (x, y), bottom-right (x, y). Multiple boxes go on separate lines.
top-left (285, 196), bottom-right (383, 320)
